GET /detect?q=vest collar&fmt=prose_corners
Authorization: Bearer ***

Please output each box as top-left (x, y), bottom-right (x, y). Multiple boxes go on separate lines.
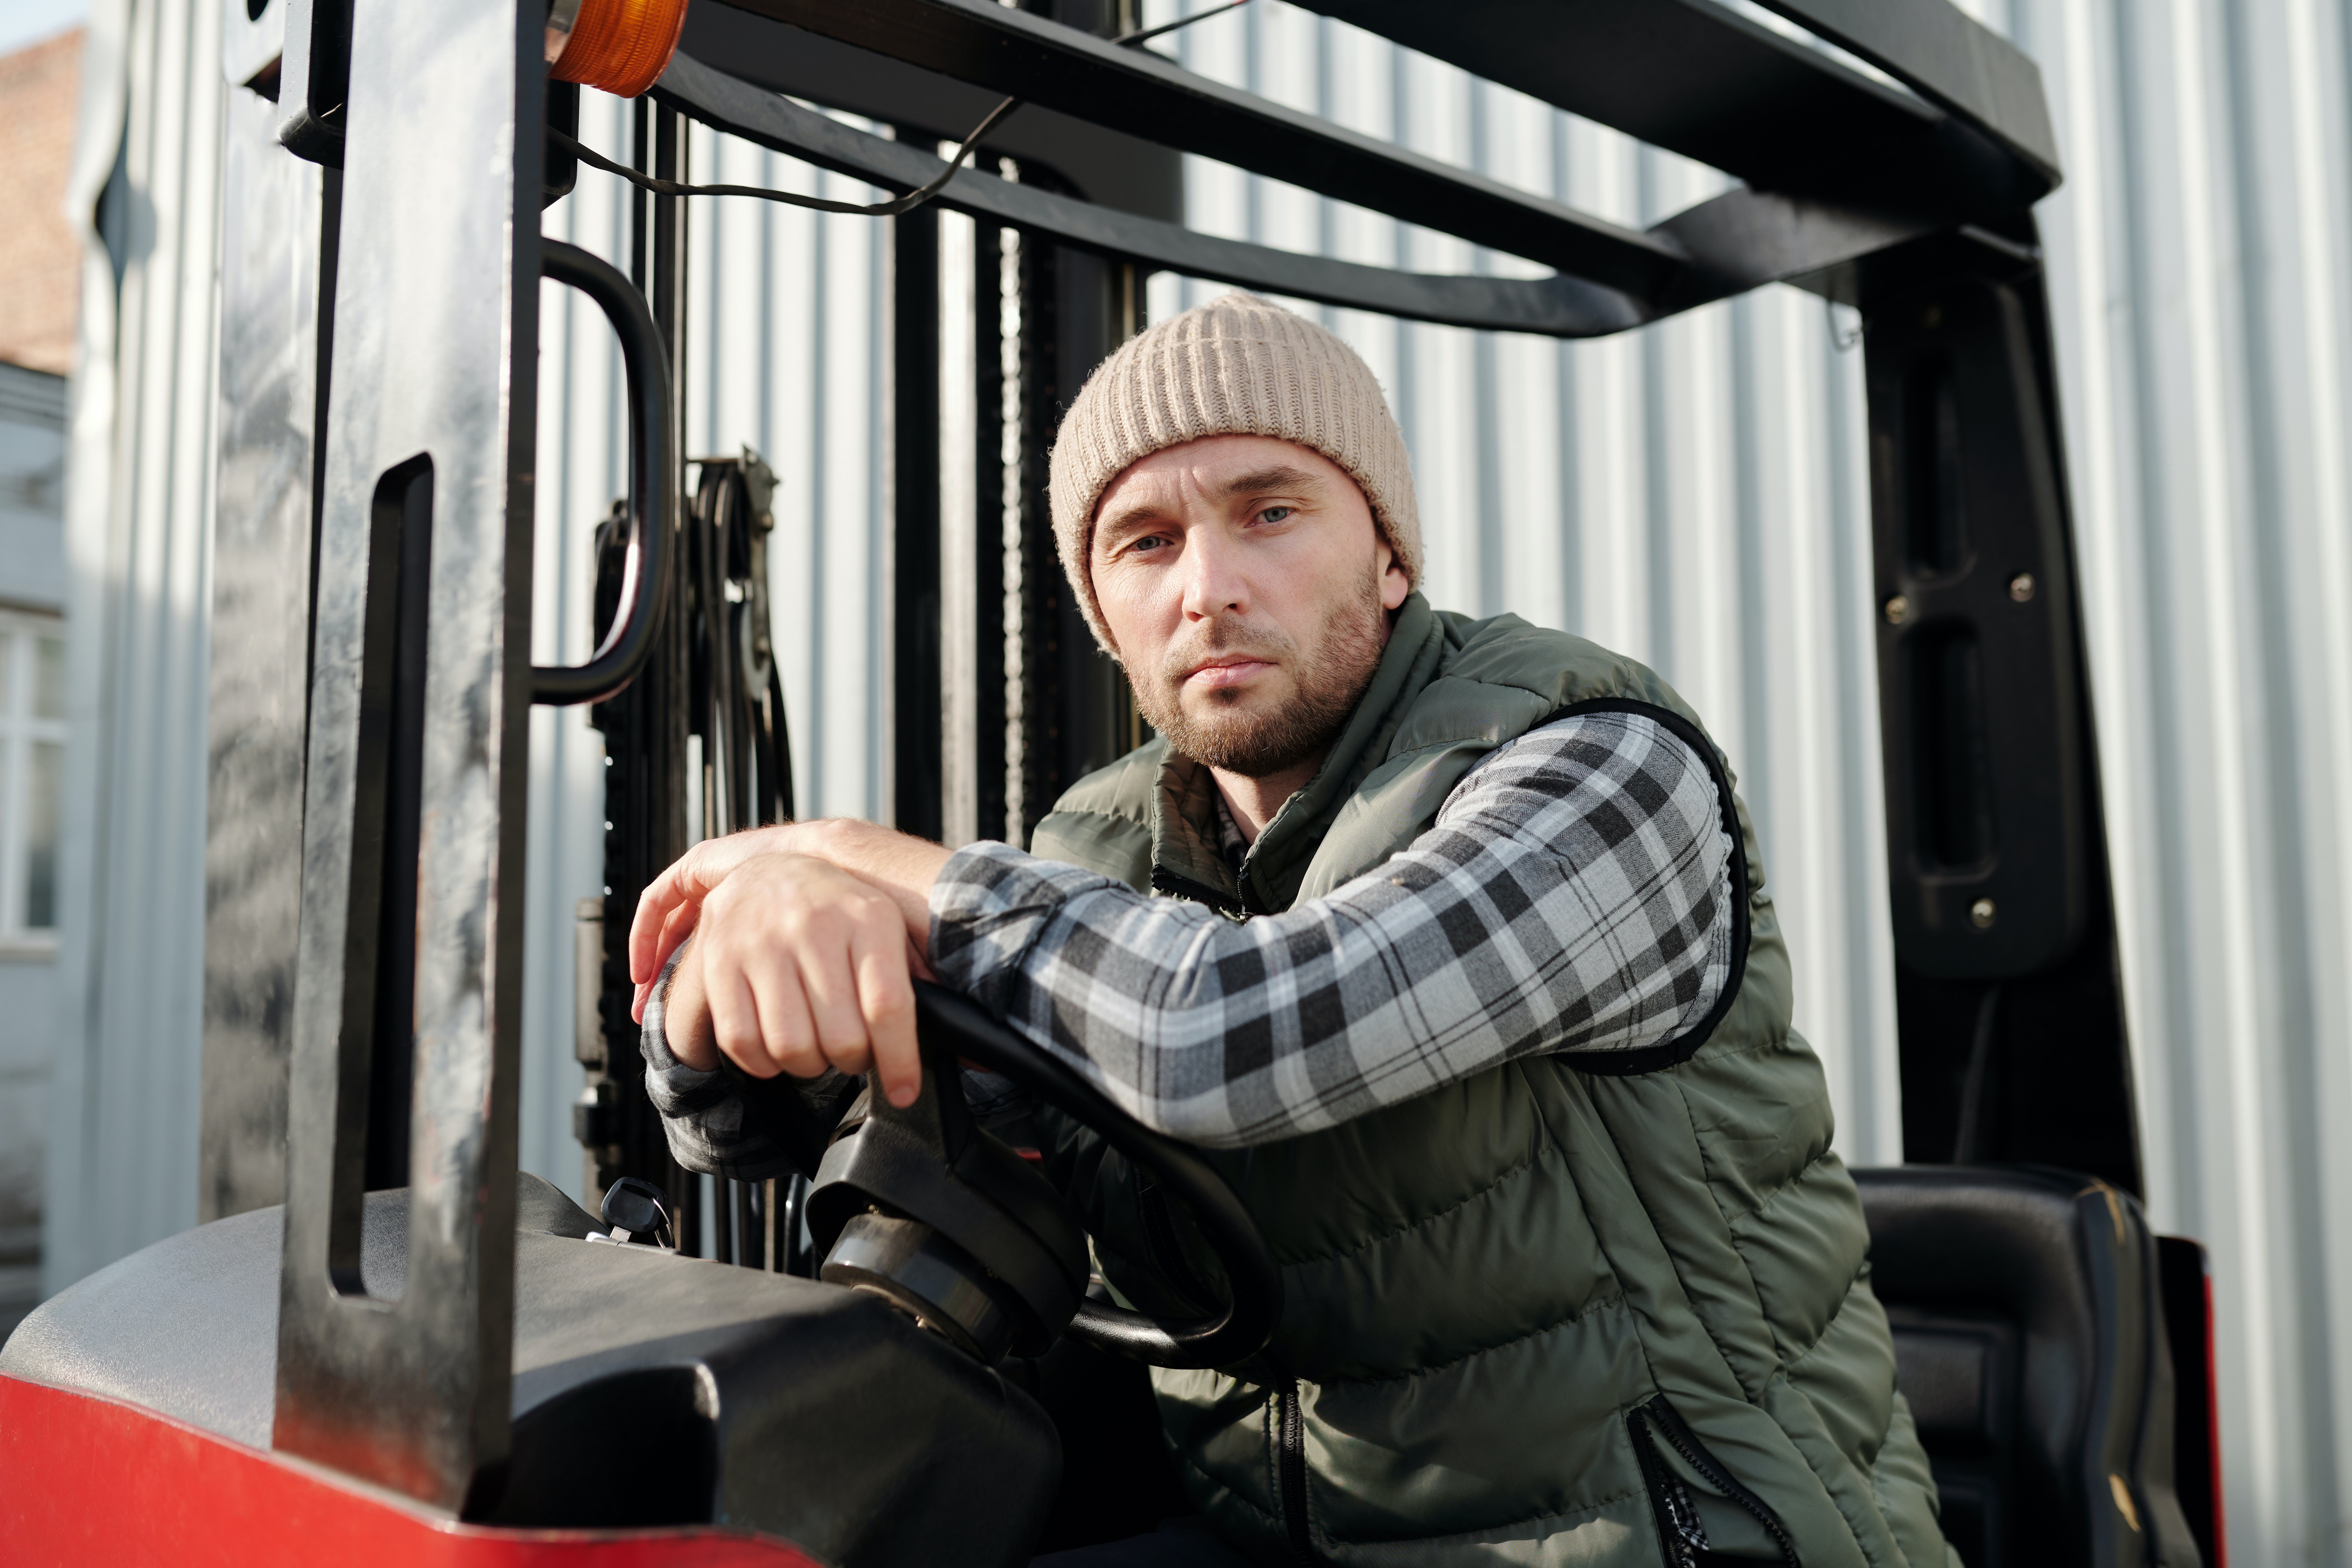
top-left (1148, 593), bottom-right (1448, 915)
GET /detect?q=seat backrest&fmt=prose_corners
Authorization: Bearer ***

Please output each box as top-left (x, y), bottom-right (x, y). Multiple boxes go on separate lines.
top-left (1853, 1164), bottom-right (2201, 1568)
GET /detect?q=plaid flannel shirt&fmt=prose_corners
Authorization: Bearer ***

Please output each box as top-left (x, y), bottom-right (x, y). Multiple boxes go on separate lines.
top-left (643, 709), bottom-right (1734, 1161)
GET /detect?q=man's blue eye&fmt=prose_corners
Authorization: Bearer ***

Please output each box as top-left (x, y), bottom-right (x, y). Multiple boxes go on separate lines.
top-left (1261, 506), bottom-right (1293, 523)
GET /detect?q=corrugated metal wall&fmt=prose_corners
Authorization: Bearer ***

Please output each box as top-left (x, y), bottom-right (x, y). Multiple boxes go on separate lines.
top-left (45, 1), bottom-right (2352, 1559)
top-left (44, 0), bottom-right (216, 1289)
top-left (2011, 1), bottom-right (2352, 1557)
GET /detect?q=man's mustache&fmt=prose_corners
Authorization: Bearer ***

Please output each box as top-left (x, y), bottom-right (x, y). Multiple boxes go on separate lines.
top-left (1157, 621), bottom-right (1295, 683)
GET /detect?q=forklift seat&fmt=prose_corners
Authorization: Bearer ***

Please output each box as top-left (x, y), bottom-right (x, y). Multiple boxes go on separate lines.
top-left (1855, 1164), bottom-right (2201, 1568)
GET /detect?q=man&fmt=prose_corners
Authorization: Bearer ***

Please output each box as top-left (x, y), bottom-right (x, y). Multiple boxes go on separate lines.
top-left (632, 295), bottom-right (1953, 1567)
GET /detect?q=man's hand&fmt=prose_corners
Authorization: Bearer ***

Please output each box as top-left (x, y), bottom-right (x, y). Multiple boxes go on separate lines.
top-left (660, 851), bottom-right (927, 1106)
top-left (630, 819), bottom-right (958, 1108)
top-left (629, 823), bottom-right (800, 1020)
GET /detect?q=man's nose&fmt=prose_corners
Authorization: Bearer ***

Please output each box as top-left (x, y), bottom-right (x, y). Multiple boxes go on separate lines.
top-left (1180, 528), bottom-right (1250, 620)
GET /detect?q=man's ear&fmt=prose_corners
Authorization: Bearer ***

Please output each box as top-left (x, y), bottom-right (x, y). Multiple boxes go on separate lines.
top-left (1376, 538), bottom-right (1410, 611)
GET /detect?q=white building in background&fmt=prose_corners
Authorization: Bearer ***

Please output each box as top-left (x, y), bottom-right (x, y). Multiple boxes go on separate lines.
top-left (0, 23), bottom-right (83, 1344)
top-left (38, 2), bottom-right (2352, 1563)
top-left (0, 363), bottom-right (67, 1344)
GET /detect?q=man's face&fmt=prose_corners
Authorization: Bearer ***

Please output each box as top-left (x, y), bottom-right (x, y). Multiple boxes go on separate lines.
top-left (1089, 435), bottom-right (1412, 777)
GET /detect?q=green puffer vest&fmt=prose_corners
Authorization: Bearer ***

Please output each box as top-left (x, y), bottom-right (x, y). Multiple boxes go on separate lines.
top-left (1026, 597), bottom-right (1953, 1568)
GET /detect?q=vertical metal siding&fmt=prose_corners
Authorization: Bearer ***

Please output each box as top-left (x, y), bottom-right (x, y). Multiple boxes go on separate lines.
top-left (45, 0), bottom-right (219, 1290)
top-left (2012, 0), bottom-right (2352, 1555)
top-left (46, 3), bottom-right (2352, 1560)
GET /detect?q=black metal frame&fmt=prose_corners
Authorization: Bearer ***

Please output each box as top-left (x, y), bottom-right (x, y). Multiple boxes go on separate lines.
top-left (650, 51), bottom-right (1931, 338)
top-left (269, 0), bottom-right (542, 1512)
top-left (203, 0), bottom-right (2167, 1526)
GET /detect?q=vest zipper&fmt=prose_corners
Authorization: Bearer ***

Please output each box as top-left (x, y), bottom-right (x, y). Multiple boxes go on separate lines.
top-left (1627, 1396), bottom-right (1800, 1568)
top-left (1277, 1379), bottom-right (1313, 1561)
top-left (1151, 866), bottom-right (1259, 921)
top-left (1628, 1415), bottom-right (1713, 1568)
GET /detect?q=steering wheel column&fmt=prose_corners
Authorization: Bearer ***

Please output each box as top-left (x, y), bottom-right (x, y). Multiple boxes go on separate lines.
top-left (803, 984), bottom-right (1283, 1371)
top-left (807, 1060), bottom-right (1091, 1363)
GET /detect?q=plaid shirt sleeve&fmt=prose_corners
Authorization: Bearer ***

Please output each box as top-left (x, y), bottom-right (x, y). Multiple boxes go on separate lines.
top-left (927, 709), bottom-right (1735, 1148)
top-left (640, 710), bottom-right (1733, 1163)
top-left (637, 947), bottom-right (764, 1176)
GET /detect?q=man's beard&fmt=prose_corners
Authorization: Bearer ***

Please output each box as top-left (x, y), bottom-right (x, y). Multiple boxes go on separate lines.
top-left (1131, 566), bottom-right (1388, 778)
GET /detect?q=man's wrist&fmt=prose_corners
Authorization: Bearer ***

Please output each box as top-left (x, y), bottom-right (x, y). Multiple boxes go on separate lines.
top-left (797, 816), bottom-right (898, 864)
top-left (749, 820), bottom-right (816, 858)
top-left (791, 817), bottom-right (855, 863)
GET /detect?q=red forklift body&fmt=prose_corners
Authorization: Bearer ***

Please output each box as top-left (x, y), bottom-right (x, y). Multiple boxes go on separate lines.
top-left (1, 1378), bottom-right (816, 1568)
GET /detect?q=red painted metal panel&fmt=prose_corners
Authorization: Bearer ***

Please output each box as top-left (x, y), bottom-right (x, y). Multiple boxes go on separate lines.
top-left (0, 1374), bottom-right (827, 1567)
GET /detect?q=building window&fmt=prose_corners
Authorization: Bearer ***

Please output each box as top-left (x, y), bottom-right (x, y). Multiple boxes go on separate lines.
top-left (0, 610), bottom-right (64, 949)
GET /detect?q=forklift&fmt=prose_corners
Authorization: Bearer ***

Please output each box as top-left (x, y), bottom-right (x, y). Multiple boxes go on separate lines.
top-left (0, 1), bottom-right (2225, 1564)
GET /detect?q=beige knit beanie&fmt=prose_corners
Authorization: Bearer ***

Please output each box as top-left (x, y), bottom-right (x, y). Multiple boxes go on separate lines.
top-left (1047, 292), bottom-right (1421, 655)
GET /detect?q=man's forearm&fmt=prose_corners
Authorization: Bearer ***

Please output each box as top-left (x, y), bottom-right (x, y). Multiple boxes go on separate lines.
top-left (929, 711), bottom-right (1736, 1147)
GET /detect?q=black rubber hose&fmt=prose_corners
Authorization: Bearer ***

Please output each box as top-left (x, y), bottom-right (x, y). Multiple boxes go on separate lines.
top-left (533, 239), bottom-right (673, 706)
top-left (912, 982), bottom-right (1283, 1371)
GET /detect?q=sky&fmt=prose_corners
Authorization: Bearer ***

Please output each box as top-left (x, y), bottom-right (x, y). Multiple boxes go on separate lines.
top-left (0, 0), bottom-right (83, 58)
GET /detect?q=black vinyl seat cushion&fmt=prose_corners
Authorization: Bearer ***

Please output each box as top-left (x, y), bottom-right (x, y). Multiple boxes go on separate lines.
top-left (1855, 1164), bottom-right (2201, 1568)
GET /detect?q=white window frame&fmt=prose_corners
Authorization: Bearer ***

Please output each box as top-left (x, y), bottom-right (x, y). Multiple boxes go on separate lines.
top-left (0, 607), bottom-right (65, 958)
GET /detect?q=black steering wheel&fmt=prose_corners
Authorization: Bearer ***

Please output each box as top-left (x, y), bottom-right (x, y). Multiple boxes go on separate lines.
top-left (730, 982), bottom-right (1282, 1372)
top-left (917, 983), bottom-right (1281, 1369)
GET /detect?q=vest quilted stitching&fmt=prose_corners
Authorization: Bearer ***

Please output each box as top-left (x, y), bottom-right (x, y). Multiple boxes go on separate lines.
top-left (1027, 597), bottom-right (1954, 1568)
